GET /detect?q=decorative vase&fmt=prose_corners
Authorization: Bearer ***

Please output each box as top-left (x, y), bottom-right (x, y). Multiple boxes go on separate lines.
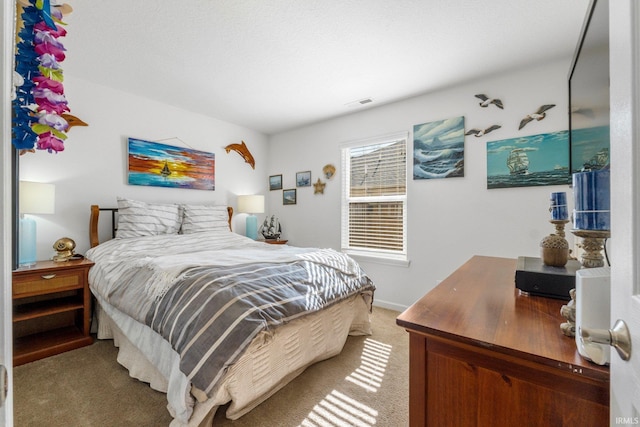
top-left (540, 234), bottom-right (569, 267)
top-left (572, 169), bottom-right (610, 231)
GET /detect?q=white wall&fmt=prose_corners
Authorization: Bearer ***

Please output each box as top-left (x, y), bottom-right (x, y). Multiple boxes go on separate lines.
top-left (17, 58), bottom-right (576, 311)
top-left (19, 77), bottom-right (269, 260)
top-left (268, 59), bottom-right (575, 311)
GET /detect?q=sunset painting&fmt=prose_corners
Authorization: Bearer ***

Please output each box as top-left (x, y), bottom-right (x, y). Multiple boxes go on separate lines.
top-left (127, 138), bottom-right (215, 190)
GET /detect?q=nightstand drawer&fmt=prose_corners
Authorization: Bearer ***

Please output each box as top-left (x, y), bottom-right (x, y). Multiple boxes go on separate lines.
top-left (13, 268), bottom-right (83, 297)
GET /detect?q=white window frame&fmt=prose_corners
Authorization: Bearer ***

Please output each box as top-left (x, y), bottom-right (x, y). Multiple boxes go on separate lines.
top-left (340, 131), bottom-right (408, 266)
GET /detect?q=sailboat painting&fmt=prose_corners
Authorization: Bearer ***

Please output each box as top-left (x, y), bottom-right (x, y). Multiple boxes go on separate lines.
top-left (127, 138), bottom-right (215, 190)
top-left (486, 130), bottom-right (569, 189)
top-left (570, 125), bottom-right (610, 173)
top-left (413, 116), bottom-right (465, 179)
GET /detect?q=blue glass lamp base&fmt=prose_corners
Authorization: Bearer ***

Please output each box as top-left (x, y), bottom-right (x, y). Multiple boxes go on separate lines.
top-left (19, 215), bottom-right (37, 268)
top-left (245, 214), bottom-right (258, 240)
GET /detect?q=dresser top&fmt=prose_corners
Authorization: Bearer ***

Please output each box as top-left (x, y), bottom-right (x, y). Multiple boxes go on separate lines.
top-left (396, 255), bottom-right (609, 382)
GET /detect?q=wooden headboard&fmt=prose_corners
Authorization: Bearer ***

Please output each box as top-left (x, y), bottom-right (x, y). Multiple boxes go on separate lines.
top-left (89, 205), bottom-right (234, 248)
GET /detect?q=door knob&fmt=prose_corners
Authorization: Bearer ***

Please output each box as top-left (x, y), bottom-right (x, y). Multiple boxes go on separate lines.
top-left (580, 319), bottom-right (632, 361)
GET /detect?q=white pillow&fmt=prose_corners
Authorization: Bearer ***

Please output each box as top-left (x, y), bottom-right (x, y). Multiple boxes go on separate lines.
top-left (181, 204), bottom-right (230, 234)
top-left (116, 198), bottom-right (181, 238)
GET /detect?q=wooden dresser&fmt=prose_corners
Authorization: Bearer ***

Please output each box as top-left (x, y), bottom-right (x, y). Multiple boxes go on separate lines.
top-left (396, 256), bottom-right (609, 427)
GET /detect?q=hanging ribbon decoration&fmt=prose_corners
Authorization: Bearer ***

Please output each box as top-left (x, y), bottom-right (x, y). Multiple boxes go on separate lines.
top-left (12, 0), bottom-right (86, 154)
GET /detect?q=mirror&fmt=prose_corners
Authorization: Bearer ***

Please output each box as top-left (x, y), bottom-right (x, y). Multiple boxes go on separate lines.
top-left (568, 0), bottom-right (610, 174)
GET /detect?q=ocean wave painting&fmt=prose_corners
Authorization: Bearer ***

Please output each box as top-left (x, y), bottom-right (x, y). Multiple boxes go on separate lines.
top-left (413, 116), bottom-right (465, 180)
top-left (127, 138), bottom-right (215, 190)
top-left (486, 130), bottom-right (569, 189)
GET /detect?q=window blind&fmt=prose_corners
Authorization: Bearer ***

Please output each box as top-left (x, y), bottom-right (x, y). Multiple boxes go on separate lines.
top-left (341, 132), bottom-right (407, 260)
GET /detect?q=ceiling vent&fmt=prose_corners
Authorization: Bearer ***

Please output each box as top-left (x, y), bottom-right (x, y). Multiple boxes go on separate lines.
top-left (345, 98), bottom-right (374, 108)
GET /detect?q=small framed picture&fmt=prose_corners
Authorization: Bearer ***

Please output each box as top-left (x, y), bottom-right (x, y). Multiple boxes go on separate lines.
top-left (296, 171), bottom-right (311, 187)
top-left (269, 174), bottom-right (283, 190)
top-left (283, 189), bottom-right (297, 205)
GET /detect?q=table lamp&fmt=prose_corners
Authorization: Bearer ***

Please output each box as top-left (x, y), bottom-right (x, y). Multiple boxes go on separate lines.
top-left (237, 194), bottom-right (264, 240)
top-left (19, 181), bottom-right (55, 267)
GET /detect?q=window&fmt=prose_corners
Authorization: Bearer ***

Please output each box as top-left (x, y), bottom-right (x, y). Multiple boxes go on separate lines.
top-left (341, 132), bottom-right (407, 263)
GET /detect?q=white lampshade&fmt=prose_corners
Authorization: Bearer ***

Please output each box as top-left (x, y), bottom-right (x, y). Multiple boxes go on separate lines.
top-left (237, 195), bottom-right (265, 214)
top-left (19, 181), bottom-right (56, 214)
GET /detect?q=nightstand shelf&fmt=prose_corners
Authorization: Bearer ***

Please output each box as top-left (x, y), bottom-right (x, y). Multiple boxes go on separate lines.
top-left (13, 297), bottom-right (85, 322)
top-left (13, 326), bottom-right (92, 366)
top-left (12, 259), bottom-right (94, 366)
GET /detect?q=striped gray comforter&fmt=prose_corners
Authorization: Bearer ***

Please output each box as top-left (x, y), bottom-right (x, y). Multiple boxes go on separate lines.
top-left (86, 231), bottom-right (374, 399)
top-left (146, 258), bottom-right (374, 396)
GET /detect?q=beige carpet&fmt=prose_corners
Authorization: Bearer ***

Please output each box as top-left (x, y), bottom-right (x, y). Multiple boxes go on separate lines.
top-left (13, 307), bottom-right (408, 427)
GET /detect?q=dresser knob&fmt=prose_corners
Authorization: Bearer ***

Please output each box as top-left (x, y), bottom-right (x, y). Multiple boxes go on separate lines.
top-left (40, 274), bottom-right (57, 280)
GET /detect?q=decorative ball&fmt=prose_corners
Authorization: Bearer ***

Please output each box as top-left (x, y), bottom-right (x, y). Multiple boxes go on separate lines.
top-left (540, 234), bottom-right (569, 267)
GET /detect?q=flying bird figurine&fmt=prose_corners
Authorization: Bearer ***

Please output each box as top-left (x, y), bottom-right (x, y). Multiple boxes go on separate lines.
top-left (475, 94), bottom-right (503, 109)
top-left (519, 104), bottom-right (556, 130)
top-left (465, 124), bottom-right (501, 137)
top-left (224, 140), bottom-right (255, 169)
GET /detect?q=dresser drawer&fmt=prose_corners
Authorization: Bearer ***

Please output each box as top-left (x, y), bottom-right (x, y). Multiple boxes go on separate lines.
top-left (13, 268), bottom-right (84, 297)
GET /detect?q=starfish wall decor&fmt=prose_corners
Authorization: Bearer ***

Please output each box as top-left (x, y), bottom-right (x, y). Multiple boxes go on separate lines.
top-left (313, 178), bottom-right (326, 194)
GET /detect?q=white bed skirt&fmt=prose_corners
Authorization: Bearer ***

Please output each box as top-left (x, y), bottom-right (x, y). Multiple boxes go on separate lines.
top-left (94, 293), bottom-right (372, 426)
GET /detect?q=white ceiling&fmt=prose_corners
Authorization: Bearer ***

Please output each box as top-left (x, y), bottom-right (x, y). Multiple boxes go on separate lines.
top-left (63, 0), bottom-right (591, 135)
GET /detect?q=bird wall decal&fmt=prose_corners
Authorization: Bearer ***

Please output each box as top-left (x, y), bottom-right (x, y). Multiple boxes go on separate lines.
top-left (224, 140), bottom-right (255, 169)
top-left (475, 94), bottom-right (504, 109)
top-left (571, 106), bottom-right (595, 119)
top-left (519, 104), bottom-right (556, 130)
top-left (465, 124), bottom-right (502, 137)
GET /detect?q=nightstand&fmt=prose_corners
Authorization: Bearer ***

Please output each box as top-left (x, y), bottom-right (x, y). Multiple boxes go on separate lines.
top-left (263, 239), bottom-right (288, 245)
top-left (12, 259), bottom-right (95, 366)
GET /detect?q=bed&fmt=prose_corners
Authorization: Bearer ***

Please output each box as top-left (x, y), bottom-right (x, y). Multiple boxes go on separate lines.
top-left (85, 199), bottom-right (375, 426)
